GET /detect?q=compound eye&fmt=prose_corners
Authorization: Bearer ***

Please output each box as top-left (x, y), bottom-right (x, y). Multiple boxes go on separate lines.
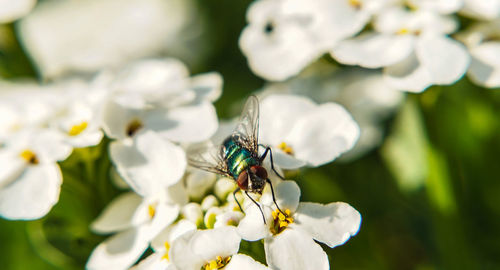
top-left (237, 171), bottom-right (249, 190)
top-left (250, 166), bottom-right (268, 180)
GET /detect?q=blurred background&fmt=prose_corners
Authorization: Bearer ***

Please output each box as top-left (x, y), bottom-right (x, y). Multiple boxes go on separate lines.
top-left (1, 0), bottom-right (500, 269)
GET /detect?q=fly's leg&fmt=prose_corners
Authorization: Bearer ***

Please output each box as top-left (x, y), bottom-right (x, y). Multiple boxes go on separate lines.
top-left (259, 145), bottom-right (285, 180)
top-left (245, 191), bottom-right (266, 224)
top-left (233, 187), bottom-right (244, 213)
top-left (267, 178), bottom-right (285, 216)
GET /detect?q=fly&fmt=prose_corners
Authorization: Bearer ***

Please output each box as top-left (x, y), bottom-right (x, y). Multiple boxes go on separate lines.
top-left (187, 95), bottom-right (284, 223)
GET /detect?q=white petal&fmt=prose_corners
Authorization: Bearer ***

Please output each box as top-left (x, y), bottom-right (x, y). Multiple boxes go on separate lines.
top-left (18, 0), bottom-right (197, 79)
top-left (31, 130), bottom-right (73, 162)
top-left (286, 103), bottom-right (360, 166)
top-left (237, 204), bottom-right (272, 241)
top-left (468, 42), bottom-right (500, 88)
top-left (225, 254), bottom-right (270, 270)
top-left (91, 192), bottom-right (144, 234)
top-left (170, 230), bottom-right (204, 270)
top-left (462, 0), bottom-right (500, 20)
top-left (264, 229), bottom-right (329, 270)
top-left (259, 94), bottom-right (316, 147)
top-left (0, 150), bottom-right (26, 189)
top-left (110, 131), bottom-right (186, 197)
top-left (101, 100), bottom-right (143, 140)
top-left (0, 163), bottom-right (61, 220)
top-left (269, 150), bottom-right (306, 170)
top-left (0, 0), bottom-right (36, 23)
top-left (261, 180), bottom-right (301, 213)
top-left (151, 219), bottom-right (197, 252)
top-left (130, 253), bottom-right (173, 270)
top-left (152, 103), bottom-right (218, 143)
top-left (190, 226), bottom-right (241, 262)
top-left (384, 52), bottom-right (433, 92)
top-left (331, 33), bottom-right (415, 68)
top-left (293, 202), bottom-right (361, 248)
top-left (239, 0), bottom-right (321, 81)
top-left (143, 202), bottom-right (180, 241)
top-left (185, 169), bottom-right (217, 201)
top-left (86, 228), bottom-right (149, 270)
top-left (190, 72), bottom-right (223, 103)
top-left (416, 35), bottom-right (470, 85)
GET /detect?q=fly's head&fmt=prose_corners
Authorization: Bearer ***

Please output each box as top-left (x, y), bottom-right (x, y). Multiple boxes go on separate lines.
top-left (237, 166), bottom-right (268, 194)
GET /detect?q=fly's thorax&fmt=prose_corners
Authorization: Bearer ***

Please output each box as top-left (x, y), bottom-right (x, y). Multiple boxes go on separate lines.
top-left (222, 136), bottom-right (259, 179)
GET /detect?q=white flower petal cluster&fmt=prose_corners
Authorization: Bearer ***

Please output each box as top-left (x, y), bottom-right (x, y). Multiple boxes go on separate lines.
top-left (259, 64), bottom-right (404, 160)
top-left (241, 0), bottom-right (500, 91)
top-left (240, 0), bottom-right (385, 81)
top-left (237, 181), bottom-right (361, 270)
top-left (0, 79), bottom-right (103, 220)
top-left (259, 94), bottom-right (360, 168)
top-left (87, 58), bottom-right (222, 269)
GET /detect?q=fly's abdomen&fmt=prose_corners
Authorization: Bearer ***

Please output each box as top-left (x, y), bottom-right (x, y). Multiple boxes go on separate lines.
top-left (223, 138), bottom-right (258, 178)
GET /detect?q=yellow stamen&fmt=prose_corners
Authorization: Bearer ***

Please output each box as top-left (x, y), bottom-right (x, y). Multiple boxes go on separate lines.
top-left (277, 142), bottom-right (294, 155)
top-left (203, 256), bottom-right (231, 270)
top-left (126, 119), bottom-right (143, 137)
top-left (148, 204), bottom-right (156, 219)
top-left (20, 149), bottom-right (39, 165)
top-left (397, 28), bottom-right (409, 35)
top-left (270, 208), bottom-right (294, 235)
top-left (68, 121), bottom-right (88, 136)
top-left (349, 0), bottom-right (362, 9)
top-left (161, 241), bottom-right (170, 261)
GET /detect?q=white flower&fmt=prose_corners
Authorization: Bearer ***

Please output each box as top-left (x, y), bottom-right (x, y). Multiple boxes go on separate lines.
top-left (457, 20), bottom-right (500, 88)
top-left (258, 94), bottom-right (360, 169)
top-left (100, 58), bottom-right (221, 196)
top-left (17, 0), bottom-right (201, 79)
top-left (0, 80), bottom-right (68, 140)
top-left (131, 220), bottom-right (197, 270)
top-left (460, 0), bottom-right (500, 20)
top-left (237, 181), bottom-right (361, 270)
top-left (0, 129), bottom-right (71, 220)
top-left (260, 65), bottom-right (404, 160)
top-left (171, 226), bottom-right (270, 270)
top-left (239, 0), bottom-right (323, 81)
top-left (331, 6), bottom-right (470, 92)
top-left (0, 0), bottom-right (36, 23)
top-left (87, 187), bottom-right (184, 270)
top-left (239, 0), bottom-right (386, 81)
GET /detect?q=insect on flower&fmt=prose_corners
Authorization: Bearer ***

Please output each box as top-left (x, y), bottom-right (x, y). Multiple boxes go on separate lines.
top-left (188, 95), bottom-right (284, 223)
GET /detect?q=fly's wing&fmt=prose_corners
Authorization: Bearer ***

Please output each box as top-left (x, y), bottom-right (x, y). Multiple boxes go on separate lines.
top-left (187, 142), bottom-right (231, 178)
top-left (233, 95), bottom-right (259, 153)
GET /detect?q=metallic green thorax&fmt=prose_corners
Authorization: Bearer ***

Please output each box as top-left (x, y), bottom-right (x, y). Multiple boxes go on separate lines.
top-left (223, 137), bottom-right (258, 179)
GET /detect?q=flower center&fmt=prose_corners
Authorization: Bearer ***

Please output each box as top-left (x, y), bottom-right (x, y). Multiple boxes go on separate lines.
top-left (126, 119), bottom-right (143, 137)
top-left (161, 241), bottom-right (170, 261)
top-left (348, 0), bottom-right (362, 9)
top-left (148, 203), bottom-right (157, 219)
top-left (20, 149), bottom-right (39, 165)
top-left (277, 142), bottom-right (294, 155)
top-left (396, 28), bottom-right (421, 36)
top-left (264, 21), bottom-right (275, 34)
top-left (203, 256), bottom-right (231, 270)
top-left (270, 209), bottom-right (294, 235)
top-left (68, 121), bottom-right (88, 136)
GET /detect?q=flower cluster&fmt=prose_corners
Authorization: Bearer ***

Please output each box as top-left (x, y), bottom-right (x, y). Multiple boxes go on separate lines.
top-left (87, 89), bottom-right (362, 269)
top-left (240, 0), bottom-right (500, 90)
